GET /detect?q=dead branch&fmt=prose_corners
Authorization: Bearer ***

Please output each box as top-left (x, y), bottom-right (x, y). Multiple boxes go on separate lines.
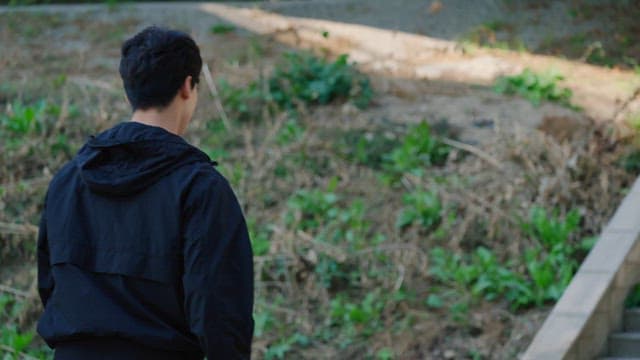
top-left (441, 137), bottom-right (503, 170)
top-left (0, 176), bottom-right (51, 191)
top-left (297, 230), bottom-right (347, 263)
top-left (0, 284), bottom-right (30, 298)
top-left (0, 222), bottom-right (38, 236)
top-left (202, 63), bottom-right (232, 130)
top-left (0, 344), bottom-right (40, 360)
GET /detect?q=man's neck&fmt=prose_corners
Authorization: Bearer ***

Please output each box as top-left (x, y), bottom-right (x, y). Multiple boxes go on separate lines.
top-left (131, 107), bottom-right (182, 135)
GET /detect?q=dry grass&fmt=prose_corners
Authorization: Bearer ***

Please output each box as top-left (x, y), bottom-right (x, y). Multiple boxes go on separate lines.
top-left (0, 8), bottom-right (637, 360)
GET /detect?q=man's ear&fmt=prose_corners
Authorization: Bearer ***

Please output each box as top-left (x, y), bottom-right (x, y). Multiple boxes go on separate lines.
top-left (179, 76), bottom-right (194, 100)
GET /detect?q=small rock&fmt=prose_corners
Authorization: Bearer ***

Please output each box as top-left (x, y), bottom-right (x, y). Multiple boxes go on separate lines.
top-left (444, 350), bottom-right (456, 359)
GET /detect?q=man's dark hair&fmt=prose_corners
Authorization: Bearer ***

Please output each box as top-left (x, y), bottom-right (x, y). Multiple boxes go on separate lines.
top-left (119, 26), bottom-right (202, 111)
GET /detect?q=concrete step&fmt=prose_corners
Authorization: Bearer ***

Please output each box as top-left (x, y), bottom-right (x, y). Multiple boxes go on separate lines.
top-left (626, 309), bottom-right (640, 332)
top-left (610, 333), bottom-right (640, 357)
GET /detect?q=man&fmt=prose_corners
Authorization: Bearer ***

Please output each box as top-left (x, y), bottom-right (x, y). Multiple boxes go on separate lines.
top-left (36, 26), bottom-right (254, 359)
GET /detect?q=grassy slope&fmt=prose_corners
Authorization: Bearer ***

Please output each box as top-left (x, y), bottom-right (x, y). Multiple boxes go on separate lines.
top-left (0, 5), bottom-right (638, 360)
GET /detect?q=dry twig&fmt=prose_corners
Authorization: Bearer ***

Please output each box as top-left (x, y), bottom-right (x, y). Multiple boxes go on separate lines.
top-left (0, 284), bottom-right (30, 298)
top-left (0, 344), bottom-right (40, 360)
top-left (0, 176), bottom-right (51, 191)
top-left (0, 222), bottom-right (38, 236)
top-left (441, 137), bottom-right (503, 170)
top-left (202, 63), bottom-right (232, 130)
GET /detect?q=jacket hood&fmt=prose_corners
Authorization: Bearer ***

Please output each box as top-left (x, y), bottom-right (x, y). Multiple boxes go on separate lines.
top-left (75, 122), bottom-right (212, 196)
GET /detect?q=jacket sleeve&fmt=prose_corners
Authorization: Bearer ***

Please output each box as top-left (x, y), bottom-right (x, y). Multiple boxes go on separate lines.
top-left (182, 175), bottom-right (254, 359)
top-left (37, 197), bottom-right (54, 306)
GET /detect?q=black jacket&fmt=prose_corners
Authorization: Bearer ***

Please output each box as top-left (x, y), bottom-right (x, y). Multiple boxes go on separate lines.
top-left (37, 122), bottom-right (254, 359)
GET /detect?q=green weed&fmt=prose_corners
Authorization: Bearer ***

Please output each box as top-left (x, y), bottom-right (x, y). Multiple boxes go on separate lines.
top-left (264, 333), bottom-right (310, 360)
top-left (52, 74), bottom-right (67, 89)
top-left (425, 294), bottom-right (444, 309)
top-left (285, 180), bottom-right (384, 288)
top-left (1, 326), bottom-right (34, 357)
top-left (217, 51), bottom-right (373, 123)
top-left (217, 79), bottom-right (266, 122)
top-left (522, 207), bottom-right (581, 249)
top-left (429, 247), bottom-right (525, 305)
top-left (620, 149), bottom-right (640, 174)
top-left (201, 119), bottom-right (233, 161)
top-left (288, 188), bottom-right (379, 268)
top-left (1, 100), bottom-right (48, 135)
top-left (494, 69), bottom-right (575, 108)
top-left (210, 23), bottom-right (236, 35)
top-left (518, 207), bottom-right (583, 306)
top-left (248, 218), bottom-right (271, 256)
top-left (376, 347), bottom-right (394, 360)
top-left (276, 119), bottom-right (305, 146)
top-left (625, 284), bottom-right (640, 308)
top-left (337, 129), bottom-right (399, 169)
top-left (105, 0), bottom-right (120, 11)
top-left (619, 113), bottom-right (640, 174)
top-left (396, 190), bottom-right (442, 230)
top-left (269, 52), bottom-right (373, 110)
top-left (49, 134), bottom-right (71, 157)
top-left (285, 181), bottom-right (340, 232)
top-left (469, 350), bottom-right (485, 360)
top-left (330, 291), bottom-right (387, 346)
top-left (0, 294), bottom-right (52, 359)
top-left (521, 247), bottom-right (571, 306)
top-left (382, 121), bottom-right (450, 183)
top-left (428, 207), bottom-right (586, 309)
top-left (516, 208), bottom-right (588, 307)
top-left (253, 309), bottom-right (274, 338)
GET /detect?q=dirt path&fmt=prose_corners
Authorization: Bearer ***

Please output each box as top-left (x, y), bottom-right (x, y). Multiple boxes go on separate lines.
top-left (3, 1), bottom-right (638, 126)
top-left (0, 1), bottom-right (587, 148)
top-left (196, 2), bottom-right (640, 124)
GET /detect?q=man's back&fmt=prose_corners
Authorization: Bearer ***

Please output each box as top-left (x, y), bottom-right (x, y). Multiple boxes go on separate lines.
top-left (37, 122), bottom-right (254, 359)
